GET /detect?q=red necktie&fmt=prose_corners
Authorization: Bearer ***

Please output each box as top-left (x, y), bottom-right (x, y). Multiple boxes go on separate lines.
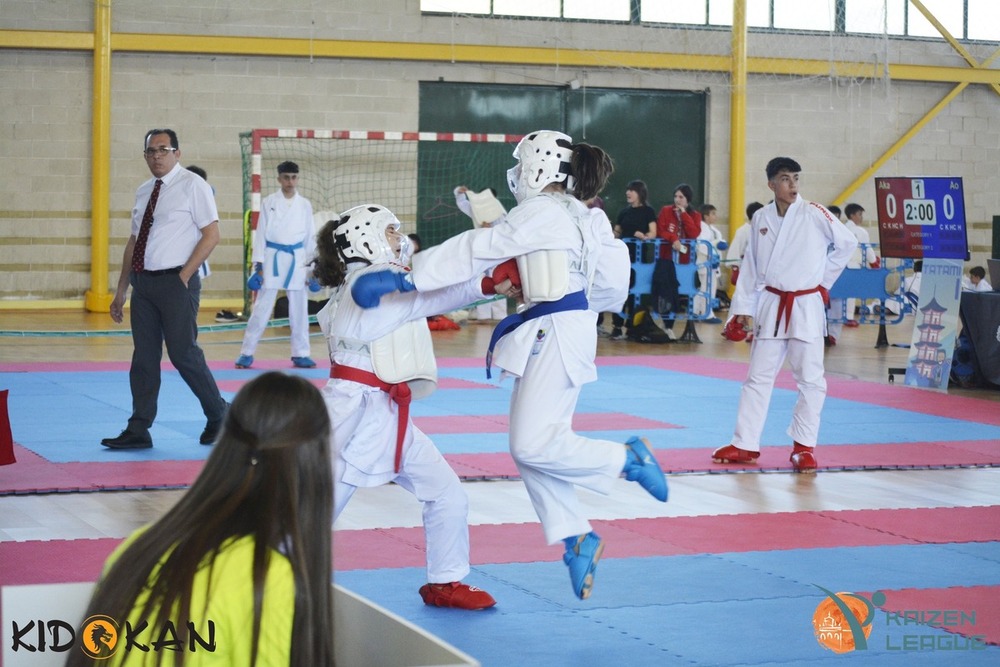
top-left (132, 179), bottom-right (163, 272)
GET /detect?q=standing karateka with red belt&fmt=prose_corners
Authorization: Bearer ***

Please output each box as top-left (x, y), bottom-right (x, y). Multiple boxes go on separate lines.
top-left (713, 157), bottom-right (857, 472)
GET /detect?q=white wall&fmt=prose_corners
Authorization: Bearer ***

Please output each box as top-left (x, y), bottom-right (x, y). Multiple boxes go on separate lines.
top-left (1, 0), bottom-right (996, 300)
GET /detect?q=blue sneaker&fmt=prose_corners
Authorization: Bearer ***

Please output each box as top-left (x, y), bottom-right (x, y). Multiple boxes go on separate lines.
top-left (623, 436), bottom-right (668, 502)
top-left (235, 354), bottom-right (253, 369)
top-left (563, 532), bottom-right (604, 600)
top-left (291, 356), bottom-right (316, 368)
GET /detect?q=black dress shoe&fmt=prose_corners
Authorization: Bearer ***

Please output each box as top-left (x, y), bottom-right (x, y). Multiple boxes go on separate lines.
top-left (199, 421), bottom-right (221, 445)
top-left (101, 430), bottom-right (152, 449)
top-left (200, 402), bottom-right (230, 445)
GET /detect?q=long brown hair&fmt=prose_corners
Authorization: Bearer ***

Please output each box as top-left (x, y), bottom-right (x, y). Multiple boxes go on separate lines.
top-left (570, 142), bottom-right (614, 202)
top-left (69, 373), bottom-right (334, 666)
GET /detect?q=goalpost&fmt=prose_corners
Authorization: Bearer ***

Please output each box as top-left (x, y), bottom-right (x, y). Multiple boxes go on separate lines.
top-left (238, 129), bottom-right (522, 313)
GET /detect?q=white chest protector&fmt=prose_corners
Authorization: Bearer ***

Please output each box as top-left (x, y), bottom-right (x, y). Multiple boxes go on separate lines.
top-left (516, 250), bottom-right (569, 302)
top-left (370, 319), bottom-right (437, 400)
top-left (515, 194), bottom-right (595, 303)
top-left (319, 284), bottom-right (438, 400)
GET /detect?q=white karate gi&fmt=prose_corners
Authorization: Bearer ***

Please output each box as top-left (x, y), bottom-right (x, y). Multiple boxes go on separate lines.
top-left (241, 192), bottom-right (317, 358)
top-left (322, 265), bottom-right (489, 583)
top-left (411, 192), bottom-right (632, 544)
top-left (828, 219), bottom-right (878, 338)
top-left (729, 197), bottom-right (857, 451)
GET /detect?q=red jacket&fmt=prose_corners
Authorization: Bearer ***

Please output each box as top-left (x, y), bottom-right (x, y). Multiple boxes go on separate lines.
top-left (656, 206), bottom-right (702, 263)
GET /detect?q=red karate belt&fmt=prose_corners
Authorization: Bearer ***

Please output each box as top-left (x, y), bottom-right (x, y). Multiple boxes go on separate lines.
top-left (764, 285), bottom-right (825, 336)
top-left (331, 365), bottom-right (411, 473)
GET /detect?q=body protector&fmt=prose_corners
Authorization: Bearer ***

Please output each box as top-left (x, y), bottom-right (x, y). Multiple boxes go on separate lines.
top-left (517, 250), bottom-right (569, 302)
top-left (333, 204), bottom-right (400, 267)
top-left (319, 203), bottom-right (438, 398)
top-left (515, 194), bottom-right (596, 303)
top-left (507, 130), bottom-right (575, 204)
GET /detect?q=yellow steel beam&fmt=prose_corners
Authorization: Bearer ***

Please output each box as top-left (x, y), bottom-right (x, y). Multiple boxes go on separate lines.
top-left (0, 29), bottom-right (92, 50)
top-left (909, 0), bottom-right (1000, 97)
top-left (831, 82), bottom-right (969, 206)
top-left (2, 29), bottom-right (998, 87)
top-left (728, 0), bottom-right (748, 246)
top-left (84, 0), bottom-right (113, 313)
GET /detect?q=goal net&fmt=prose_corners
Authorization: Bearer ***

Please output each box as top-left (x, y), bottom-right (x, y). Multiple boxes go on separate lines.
top-left (239, 129), bottom-right (522, 310)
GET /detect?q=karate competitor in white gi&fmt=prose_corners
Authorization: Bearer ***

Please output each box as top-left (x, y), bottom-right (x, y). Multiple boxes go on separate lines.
top-left (314, 204), bottom-right (507, 610)
top-left (827, 202), bottom-right (880, 344)
top-left (351, 131), bottom-right (669, 600)
top-left (713, 157), bottom-right (857, 472)
top-left (236, 161), bottom-right (317, 369)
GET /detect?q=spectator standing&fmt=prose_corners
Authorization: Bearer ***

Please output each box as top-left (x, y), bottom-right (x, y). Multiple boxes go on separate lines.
top-left (654, 183), bottom-right (702, 338)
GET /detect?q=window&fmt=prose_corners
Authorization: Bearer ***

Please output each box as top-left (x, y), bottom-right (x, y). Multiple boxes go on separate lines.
top-left (419, 1), bottom-right (999, 42)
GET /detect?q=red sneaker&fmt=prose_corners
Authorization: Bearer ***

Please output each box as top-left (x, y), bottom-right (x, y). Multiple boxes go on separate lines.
top-left (790, 443), bottom-right (817, 473)
top-left (419, 582), bottom-right (496, 610)
top-left (844, 319), bottom-right (860, 328)
top-left (711, 444), bottom-right (760, 464)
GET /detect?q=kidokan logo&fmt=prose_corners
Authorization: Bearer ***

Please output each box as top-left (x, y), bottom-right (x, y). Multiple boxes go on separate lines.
top-left (80, 614), bottom-right (120, 659)
top-left (811, 585), bottom-right (884, 654)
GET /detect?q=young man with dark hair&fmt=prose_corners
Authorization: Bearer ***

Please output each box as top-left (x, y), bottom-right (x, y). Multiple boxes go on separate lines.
top-left (236, 161), bottom-right (318, 369)
top-left (713, 157), bottom-right (857, 472)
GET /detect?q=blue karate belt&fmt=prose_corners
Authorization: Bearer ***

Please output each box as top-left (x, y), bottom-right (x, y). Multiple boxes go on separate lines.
top-left (485, 290), bottom-right (589, 379)
top-left (265, 240), bottom-right (304, 289)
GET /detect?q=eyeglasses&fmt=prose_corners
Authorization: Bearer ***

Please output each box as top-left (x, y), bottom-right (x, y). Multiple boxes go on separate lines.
top-left (144, 147), bottom-right (177, 158)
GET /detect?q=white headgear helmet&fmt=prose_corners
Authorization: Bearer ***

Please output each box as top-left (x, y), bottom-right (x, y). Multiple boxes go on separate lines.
top-left (507, 130), bottom-right (575, 204)
top-left (332, 204), bottom-right (400, 267)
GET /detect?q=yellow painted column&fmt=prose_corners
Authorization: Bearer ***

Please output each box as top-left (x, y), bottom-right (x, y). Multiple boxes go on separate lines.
top-left (84, 0), bottom-right (113, 312)
top-left (728, 0), bottom-right (748, 244)
top-left (726, 0), bottom-right (748, 294)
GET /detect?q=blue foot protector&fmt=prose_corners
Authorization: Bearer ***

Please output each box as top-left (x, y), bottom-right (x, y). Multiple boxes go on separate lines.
top-left (563, 531), bottom-right (604, 600)
top-left (624, 436), bottom-right (669, 502)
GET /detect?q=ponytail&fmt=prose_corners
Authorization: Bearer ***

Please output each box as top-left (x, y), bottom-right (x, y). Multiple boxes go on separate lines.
top-left (570, 143), bottom-right (614, 202)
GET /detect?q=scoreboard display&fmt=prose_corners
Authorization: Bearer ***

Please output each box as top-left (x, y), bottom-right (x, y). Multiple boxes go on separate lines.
top-left (874, 177), bottom-right (968, 259)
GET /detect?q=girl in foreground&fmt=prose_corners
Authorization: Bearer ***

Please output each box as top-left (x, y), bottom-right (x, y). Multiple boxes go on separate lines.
top-left (72, 372), bottom-right (334, 666)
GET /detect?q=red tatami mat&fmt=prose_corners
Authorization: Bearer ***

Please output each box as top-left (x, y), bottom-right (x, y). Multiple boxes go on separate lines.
top-left (332, 505), bottom-right (1000, 571)
top-left (0, 445), bottom-right (203, 494)
top-left (444, 439), bottom-right (1000, 480)
top-left (868, 585), bottom-right (1000, 646)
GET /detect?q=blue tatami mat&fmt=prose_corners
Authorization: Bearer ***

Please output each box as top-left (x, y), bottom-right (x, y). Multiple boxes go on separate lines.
top-left (336, 541), bottom-right (1000, 666)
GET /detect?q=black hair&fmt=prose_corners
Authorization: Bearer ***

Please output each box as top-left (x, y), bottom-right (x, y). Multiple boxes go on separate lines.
top-left (700, 204), bottom-right (717, 217)
top-left (186, 165), bottom-right (207, 180)
top-left (844, 203), bottom-right (865, 218)
top-left (144, 128), bottom-right (178, 150)
top-left (827, 205), bottom-right (842, 218)
top-left (407, 232), bottom-right (423, 253)
top-left (765, 157), bottom-right (801, 180)
top-left (313, 218), bottom-right (347, 288)
top-left (746, 201), bottom-right (764, 221)
top-left (277, 161), bottom-right (299, 174)
top-left (674, 183), bottom-right (696, 213)
top-left (625, 180), bottom-right (649, 205)
top-left (970, 265), bottom-right (986, 280)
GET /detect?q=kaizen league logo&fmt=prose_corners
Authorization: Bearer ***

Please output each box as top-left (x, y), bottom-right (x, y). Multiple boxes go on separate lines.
top-left (9, 614), bottom-right (216, 658)
top-left (812, 586), bottom-right (879, 654)
top-left (811, 586), bottom-right (987, 654)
